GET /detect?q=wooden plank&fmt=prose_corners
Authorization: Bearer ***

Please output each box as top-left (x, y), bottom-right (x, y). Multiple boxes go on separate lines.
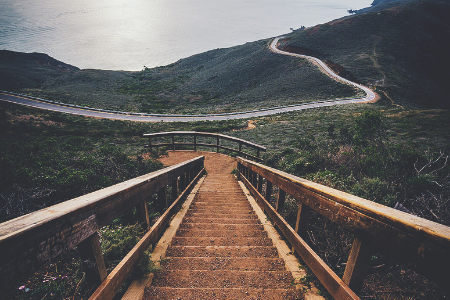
top-left (89, 168), bottom-right (206, 300)
top-left (171, 179), bottom-right (178, 201)
top-left (277, 189), bottom-right (286, 212)
top-left (265, 180), bottom-right (273, 202)
top-left (257, 174), bottom-right (263, 193)
top-left (77, 232), bottom-right (107, 286)
top-left (142, 131), bottom-right (266, 151)
top-left (157, 187), bottom-right (167, 211)
top-left (0, 213), bottom-right (98, 291)
top-left (179, 173), bottom-right (186, 191)
top-left (216, 136), bottom-right (220, 153)
top-left (343, 236), bottom-right (373, 293)
top-left (0, 156), bottom-right (204, 291)
top-left (237, 157), bottom-right (450, 248)
top-left (237, 157), bottom-right (450, 288)
top-left (294, 203), bottom-right (311, 240)
top-left (136, 200), bottom-right (150, 231)
top-left (239, 172), bottom-right (359, 300)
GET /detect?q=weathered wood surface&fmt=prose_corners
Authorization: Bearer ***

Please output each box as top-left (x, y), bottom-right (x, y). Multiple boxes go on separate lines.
top-left (342, 237), bottom-right (373, 293)
top-left (143, 131), bottom-right (266, 151)
top-left (89, 168), bottom-right (205, 300)
top-left (239, 171), bottom-right (360, 300)
top-left (143, 131), bottom-right (266, 162)
top-left (0, 156), bottom-right (204, 292)
top-left (78, 232), bottom-right (108, 286)
top-left (237, 157), bottom-right (450, 290)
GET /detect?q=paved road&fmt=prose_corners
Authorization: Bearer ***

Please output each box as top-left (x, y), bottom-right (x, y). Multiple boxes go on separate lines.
top-left (0, 38), bottom-right (376, 122)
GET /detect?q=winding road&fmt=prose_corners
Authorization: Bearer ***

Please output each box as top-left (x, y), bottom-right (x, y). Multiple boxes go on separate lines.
top-left (0, 37), bottom-right (376, 122)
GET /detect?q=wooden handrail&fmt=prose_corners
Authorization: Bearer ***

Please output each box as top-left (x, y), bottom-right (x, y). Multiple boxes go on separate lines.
top-left (143, 131), bottom-right (266, 162)
top-left (237, 157), bottom-right (450, 299)
top-left (0, 156), bottom-right (205, 299)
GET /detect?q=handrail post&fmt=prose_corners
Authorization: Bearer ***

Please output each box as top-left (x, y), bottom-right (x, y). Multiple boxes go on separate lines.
top-left (157, 186), bottom-right (167, 211)
top-left (276, 189), bottom-right (286, 212)
top-left (136, 199), bottom-right (150, 231)
top-left (179, 173), bottom-right (186, 191)
top-left (149, 137), bottom-right (152, 152)
top-left (292, 203), bottom-right (312, 254)
top-left (257, 174), bottom-right (263, 193)
top-left (252, 170), bottom-right (258, 188)
top-left (265, 181), bottom-right (273, 201)
top-left (343, 236), bottom-right (373, 294)
top-left (172, 134), bottom-right (175, 151)
top-left (77, 232), bottom-right (107, 286)
top-left (194, 133), bottom-right (197, 151)
top-left (171, 178), bottom-right (178, 201)
top-left (216, 135), bottom-right (220, 153)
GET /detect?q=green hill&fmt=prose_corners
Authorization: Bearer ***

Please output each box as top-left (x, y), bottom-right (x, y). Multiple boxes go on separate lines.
top-left (279, 0), bottom-right (450, 109)
top-left (0, 51), bottom-right (79, 89)
top-left (0, 41), bottom-right (358, 114)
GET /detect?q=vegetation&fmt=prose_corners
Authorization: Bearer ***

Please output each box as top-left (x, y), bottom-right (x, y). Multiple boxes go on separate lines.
top-left (229, 104), bottom-right (449, 299)
top-left (279, 0), bottom-right (450, 109)
top-left (0, 40), bottom-right (358, 114)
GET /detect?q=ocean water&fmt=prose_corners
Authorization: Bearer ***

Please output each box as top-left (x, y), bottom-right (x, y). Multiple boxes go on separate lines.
top-left (0, 0), bottom-right (372, 70)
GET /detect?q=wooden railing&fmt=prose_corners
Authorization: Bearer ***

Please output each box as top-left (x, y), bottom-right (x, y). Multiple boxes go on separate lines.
top-left (237, 157), bottom-right (450, 299)
top-left (143, 131), bottom-right (266, 162)
top-left (0, 156), bottom-right (205, 299)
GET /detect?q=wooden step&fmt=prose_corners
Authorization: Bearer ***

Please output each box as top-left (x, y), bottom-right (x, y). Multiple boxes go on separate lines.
top-left (166, 245), bottom-right (279, 258)
top-left (151, 270), bottom-right (295, 289)
top-left (176, 229), bottom-right (268, 238)
top-left (160, 257), bottom-right (287, 271)
top-left (178, 223), bottom-right (264, 231)
top-left (184, 212), bottom-right (258, 219)
top-left (170, 236), bottom-right (273, 246)
top-left (182, 217), bottom-right (260, 224)
top-left (143, 287), bottom-right (303, 300)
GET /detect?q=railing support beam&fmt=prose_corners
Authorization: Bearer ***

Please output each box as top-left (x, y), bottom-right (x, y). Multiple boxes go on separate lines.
top-left (276, 189), bottom-right (286, 212)
top-left (136, 200), bottom-right (150, 231)
top-left (172, 179), bottom-right (178, 201)
top-left (77, 233), bottom-right (107, 287)
top-left (265, 181), bottom-right (273, 202)
top-left (157, 187), bottom-right (167, 211)
top-left (343, 236), bottom-right (373, 294)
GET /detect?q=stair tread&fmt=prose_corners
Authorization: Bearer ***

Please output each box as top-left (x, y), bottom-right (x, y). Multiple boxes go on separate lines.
top-left (151, 270), bottom-right (295, 289)
top-left (171, 236), bottom-right (273, 246)
top-left (166, 245), bottom-right (279, 258)
top-left (160, 257), bottom-right (287, 271)
top-left (143, 287), bottom-right (303, 300)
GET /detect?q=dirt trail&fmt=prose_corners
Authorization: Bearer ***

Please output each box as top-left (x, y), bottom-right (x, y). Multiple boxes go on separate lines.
top-left (143, 151), bottom-right (303, 299)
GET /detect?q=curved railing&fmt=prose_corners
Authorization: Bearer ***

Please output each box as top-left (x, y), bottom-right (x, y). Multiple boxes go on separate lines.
top-left (237, 157), bottom-right (450, 299)
top-left (0, 157), bottom-right (205, 299)
top-left (143, 131), bottom-right (266, 162)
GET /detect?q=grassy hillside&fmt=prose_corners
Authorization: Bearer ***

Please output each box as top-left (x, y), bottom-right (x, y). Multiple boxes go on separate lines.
top-left (0, 41), bottom-right (358, 114)
top-left (120, 40), bottom-right (357, 114)
top-left (279, 0), bottom-right (450, 109)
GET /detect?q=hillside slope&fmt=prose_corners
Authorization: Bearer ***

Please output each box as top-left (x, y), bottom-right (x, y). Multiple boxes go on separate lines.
top-left (279, 0), bottom-right (450, 108)
top-left (0, 43), bottom-right (358, 114)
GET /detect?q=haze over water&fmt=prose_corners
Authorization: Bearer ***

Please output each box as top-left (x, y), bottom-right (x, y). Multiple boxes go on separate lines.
top-left (0, 0), bottom-right (372, 71)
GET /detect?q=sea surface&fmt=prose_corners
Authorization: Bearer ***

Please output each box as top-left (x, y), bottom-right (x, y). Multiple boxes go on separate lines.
top-left (0, 0), bottom-right (372, 70)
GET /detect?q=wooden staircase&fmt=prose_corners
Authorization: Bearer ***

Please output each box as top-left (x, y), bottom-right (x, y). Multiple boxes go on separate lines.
top-left (142, 152), bottom-right (303, 299)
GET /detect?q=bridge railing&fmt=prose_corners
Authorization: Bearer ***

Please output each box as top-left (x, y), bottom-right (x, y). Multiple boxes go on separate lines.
top-left (237, 157), bottom-right (450, 299)
top-left (143, 131), bottom-right (266, 162)
top-left (0, 156), bottom-right (205, 300)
